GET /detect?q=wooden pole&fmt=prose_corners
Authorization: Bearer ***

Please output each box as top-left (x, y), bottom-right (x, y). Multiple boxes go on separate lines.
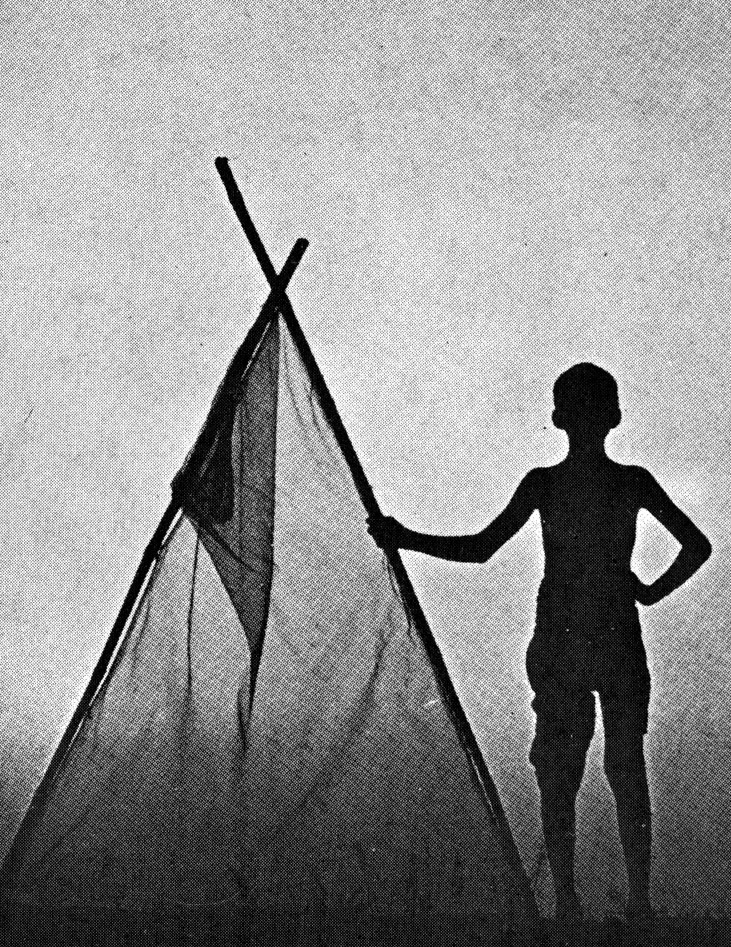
top-left (214, 157), bottom-right (540, 927)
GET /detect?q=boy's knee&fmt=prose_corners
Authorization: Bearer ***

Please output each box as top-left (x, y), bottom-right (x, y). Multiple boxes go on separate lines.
top-left (531, 746), bottom-right (588, 801)
top-left (529, 682), bottom-right (595, 799)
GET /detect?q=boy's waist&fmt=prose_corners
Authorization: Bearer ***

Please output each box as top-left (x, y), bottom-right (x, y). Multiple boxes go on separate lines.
top-left (539, 569), bottom-right (636, 599)
top-left (536, 576), bottom-right (638, 625)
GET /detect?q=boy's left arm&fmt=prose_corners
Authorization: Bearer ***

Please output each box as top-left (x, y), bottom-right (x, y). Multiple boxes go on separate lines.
top-left (634, 469), bottom-right (712, 606)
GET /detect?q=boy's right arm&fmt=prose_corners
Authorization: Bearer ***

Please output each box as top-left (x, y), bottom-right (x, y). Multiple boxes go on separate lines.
top-left (367, 470), bottom-right (541, 564)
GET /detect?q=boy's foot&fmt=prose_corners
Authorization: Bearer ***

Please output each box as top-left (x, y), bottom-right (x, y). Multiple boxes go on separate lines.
top-left (626, 895), bottom-right (653, 919)
top-left (553, 892), bottom-right (583, 942)
top-left (555, 891), bottom-right (582, 921)
top-left (625, 897), bottom-right (655, 942)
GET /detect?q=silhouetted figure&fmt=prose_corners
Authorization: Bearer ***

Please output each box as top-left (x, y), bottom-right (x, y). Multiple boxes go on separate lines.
top-left (368, 363), bottom-right (711, 927)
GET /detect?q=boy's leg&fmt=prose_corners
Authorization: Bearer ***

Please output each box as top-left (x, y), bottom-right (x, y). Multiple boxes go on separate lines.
top-left (601, 671), bottom-right (652, 915)
top-left (529, 686), bottom-right (595, 912)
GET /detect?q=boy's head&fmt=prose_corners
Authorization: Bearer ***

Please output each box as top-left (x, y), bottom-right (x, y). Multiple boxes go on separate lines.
top-left (552, 363), bottom-right (621, 436)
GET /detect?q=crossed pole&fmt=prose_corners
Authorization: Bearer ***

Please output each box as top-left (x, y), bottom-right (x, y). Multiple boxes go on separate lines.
top-left (214, 158), bottom-right (538, 924)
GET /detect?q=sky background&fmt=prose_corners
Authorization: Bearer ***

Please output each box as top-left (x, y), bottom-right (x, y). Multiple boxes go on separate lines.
top-left (1, 0), bottom-right (730, 917)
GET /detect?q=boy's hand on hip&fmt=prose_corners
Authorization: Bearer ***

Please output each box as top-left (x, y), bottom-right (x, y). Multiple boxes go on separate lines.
top-left (632, 573), bottom-right (661, 606)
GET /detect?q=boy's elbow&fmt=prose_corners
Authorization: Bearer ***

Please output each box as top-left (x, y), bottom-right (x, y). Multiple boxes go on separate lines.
top-left (698, 534), bottom-right (712, 564)
top-left (687, 530), bottom-right (712, 568)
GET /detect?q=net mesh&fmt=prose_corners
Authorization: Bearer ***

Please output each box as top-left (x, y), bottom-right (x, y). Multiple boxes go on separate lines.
top-left (0, 315), bottom-right (533, 946)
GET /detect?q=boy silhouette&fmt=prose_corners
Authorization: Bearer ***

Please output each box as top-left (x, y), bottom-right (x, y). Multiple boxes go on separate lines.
top-left (368, 363), bottom-right (711, 925)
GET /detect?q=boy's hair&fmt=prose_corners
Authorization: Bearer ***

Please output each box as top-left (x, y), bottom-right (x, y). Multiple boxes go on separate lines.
top-left (552, 362), bottom-right (621, 431)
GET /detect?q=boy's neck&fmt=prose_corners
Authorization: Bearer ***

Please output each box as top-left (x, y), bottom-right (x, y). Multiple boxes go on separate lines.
top-left (565, 437), bottom-right (609, 464)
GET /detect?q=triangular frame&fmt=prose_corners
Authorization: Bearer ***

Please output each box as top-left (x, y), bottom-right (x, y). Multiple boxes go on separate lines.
top-left (1, 160), bottom-right (539, 927)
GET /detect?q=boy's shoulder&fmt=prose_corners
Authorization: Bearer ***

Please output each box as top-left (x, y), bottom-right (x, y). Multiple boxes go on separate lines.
top-left (611, 462), bottom-right (657, 487)
top-left (521, 461), bottom-right (564, 482)
top-left (516, 464), bottom-right (558, 499)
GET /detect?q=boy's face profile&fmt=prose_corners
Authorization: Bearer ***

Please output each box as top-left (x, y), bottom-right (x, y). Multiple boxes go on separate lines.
top-left (552, 362), bottom-right (622, 440)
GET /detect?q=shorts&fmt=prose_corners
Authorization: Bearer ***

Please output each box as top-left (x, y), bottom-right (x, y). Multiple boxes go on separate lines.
top-left (526, 608), bottom-right (651, 778)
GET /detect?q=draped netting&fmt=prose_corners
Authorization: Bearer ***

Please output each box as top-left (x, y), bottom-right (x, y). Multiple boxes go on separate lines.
top-left (0, 315), bottom-right (533, 946)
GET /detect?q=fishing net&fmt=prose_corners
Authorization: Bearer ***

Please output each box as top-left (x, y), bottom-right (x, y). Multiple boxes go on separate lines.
top-left (0, 314), bottom-right (534, 946)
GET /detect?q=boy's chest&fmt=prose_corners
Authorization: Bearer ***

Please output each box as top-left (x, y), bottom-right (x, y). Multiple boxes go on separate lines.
top-left (539, 480), bottom-right (638, 550)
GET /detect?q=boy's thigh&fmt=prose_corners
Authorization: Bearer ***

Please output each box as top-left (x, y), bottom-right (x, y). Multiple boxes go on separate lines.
top-left (529, 685), bottom-right (596, 779)
top-left (599, 669), bottom-right (651, 775)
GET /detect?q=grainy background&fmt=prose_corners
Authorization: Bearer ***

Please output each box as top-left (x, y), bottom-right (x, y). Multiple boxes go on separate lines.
top-left (1, 0), bottom-right (729, 917)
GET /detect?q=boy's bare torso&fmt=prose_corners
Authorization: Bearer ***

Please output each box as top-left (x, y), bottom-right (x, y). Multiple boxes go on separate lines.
top-left (536, 459), bottom-right (641, 592)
